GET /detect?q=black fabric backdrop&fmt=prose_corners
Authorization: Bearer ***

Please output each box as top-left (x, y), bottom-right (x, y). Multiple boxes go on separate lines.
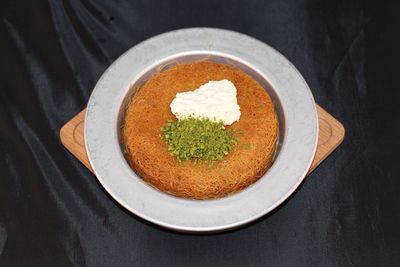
top-left (1, 0), bottom-right (400, 266)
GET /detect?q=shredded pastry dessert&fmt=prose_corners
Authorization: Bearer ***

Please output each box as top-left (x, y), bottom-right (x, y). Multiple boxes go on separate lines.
top-left (123, 61), bottom-right (279, 199)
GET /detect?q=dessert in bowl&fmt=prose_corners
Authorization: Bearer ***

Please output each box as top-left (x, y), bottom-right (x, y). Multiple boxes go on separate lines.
top-left (85, 28), bottom-right (318, 232)
top-left (123, 60), bottom-right (279, 199)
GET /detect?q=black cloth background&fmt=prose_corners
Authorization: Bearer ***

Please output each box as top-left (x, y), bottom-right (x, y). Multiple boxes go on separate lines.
top-left (1, 0), bottom-right (399, 266)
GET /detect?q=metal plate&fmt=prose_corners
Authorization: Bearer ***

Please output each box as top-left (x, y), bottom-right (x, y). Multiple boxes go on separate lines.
top-left (85, 28), bottom-right (319, 232)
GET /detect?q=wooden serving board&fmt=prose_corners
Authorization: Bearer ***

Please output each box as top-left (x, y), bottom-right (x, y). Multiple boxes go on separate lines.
top-left (60, 105), bottom-right (345, 174)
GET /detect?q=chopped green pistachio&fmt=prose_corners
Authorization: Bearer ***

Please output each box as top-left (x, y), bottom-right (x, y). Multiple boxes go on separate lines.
top-left (161, 117), bottom-right (238, 162)
top-left (243, 143), bottom-right (254, 150)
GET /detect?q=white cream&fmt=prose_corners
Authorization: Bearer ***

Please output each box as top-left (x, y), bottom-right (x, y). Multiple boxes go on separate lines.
top-left (170, 80), bottom-right (241, 125)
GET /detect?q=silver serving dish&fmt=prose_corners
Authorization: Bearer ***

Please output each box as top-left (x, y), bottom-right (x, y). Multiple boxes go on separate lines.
top-left (85, 28), bottom-right (318, 232)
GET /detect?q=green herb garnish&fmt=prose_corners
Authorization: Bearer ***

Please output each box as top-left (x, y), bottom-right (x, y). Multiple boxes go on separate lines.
top-left (161, 117), bottom-right (238, 162)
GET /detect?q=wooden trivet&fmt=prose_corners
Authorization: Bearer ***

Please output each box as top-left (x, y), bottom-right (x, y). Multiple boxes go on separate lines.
top-left (60, 106), bottom-right (345, 174)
